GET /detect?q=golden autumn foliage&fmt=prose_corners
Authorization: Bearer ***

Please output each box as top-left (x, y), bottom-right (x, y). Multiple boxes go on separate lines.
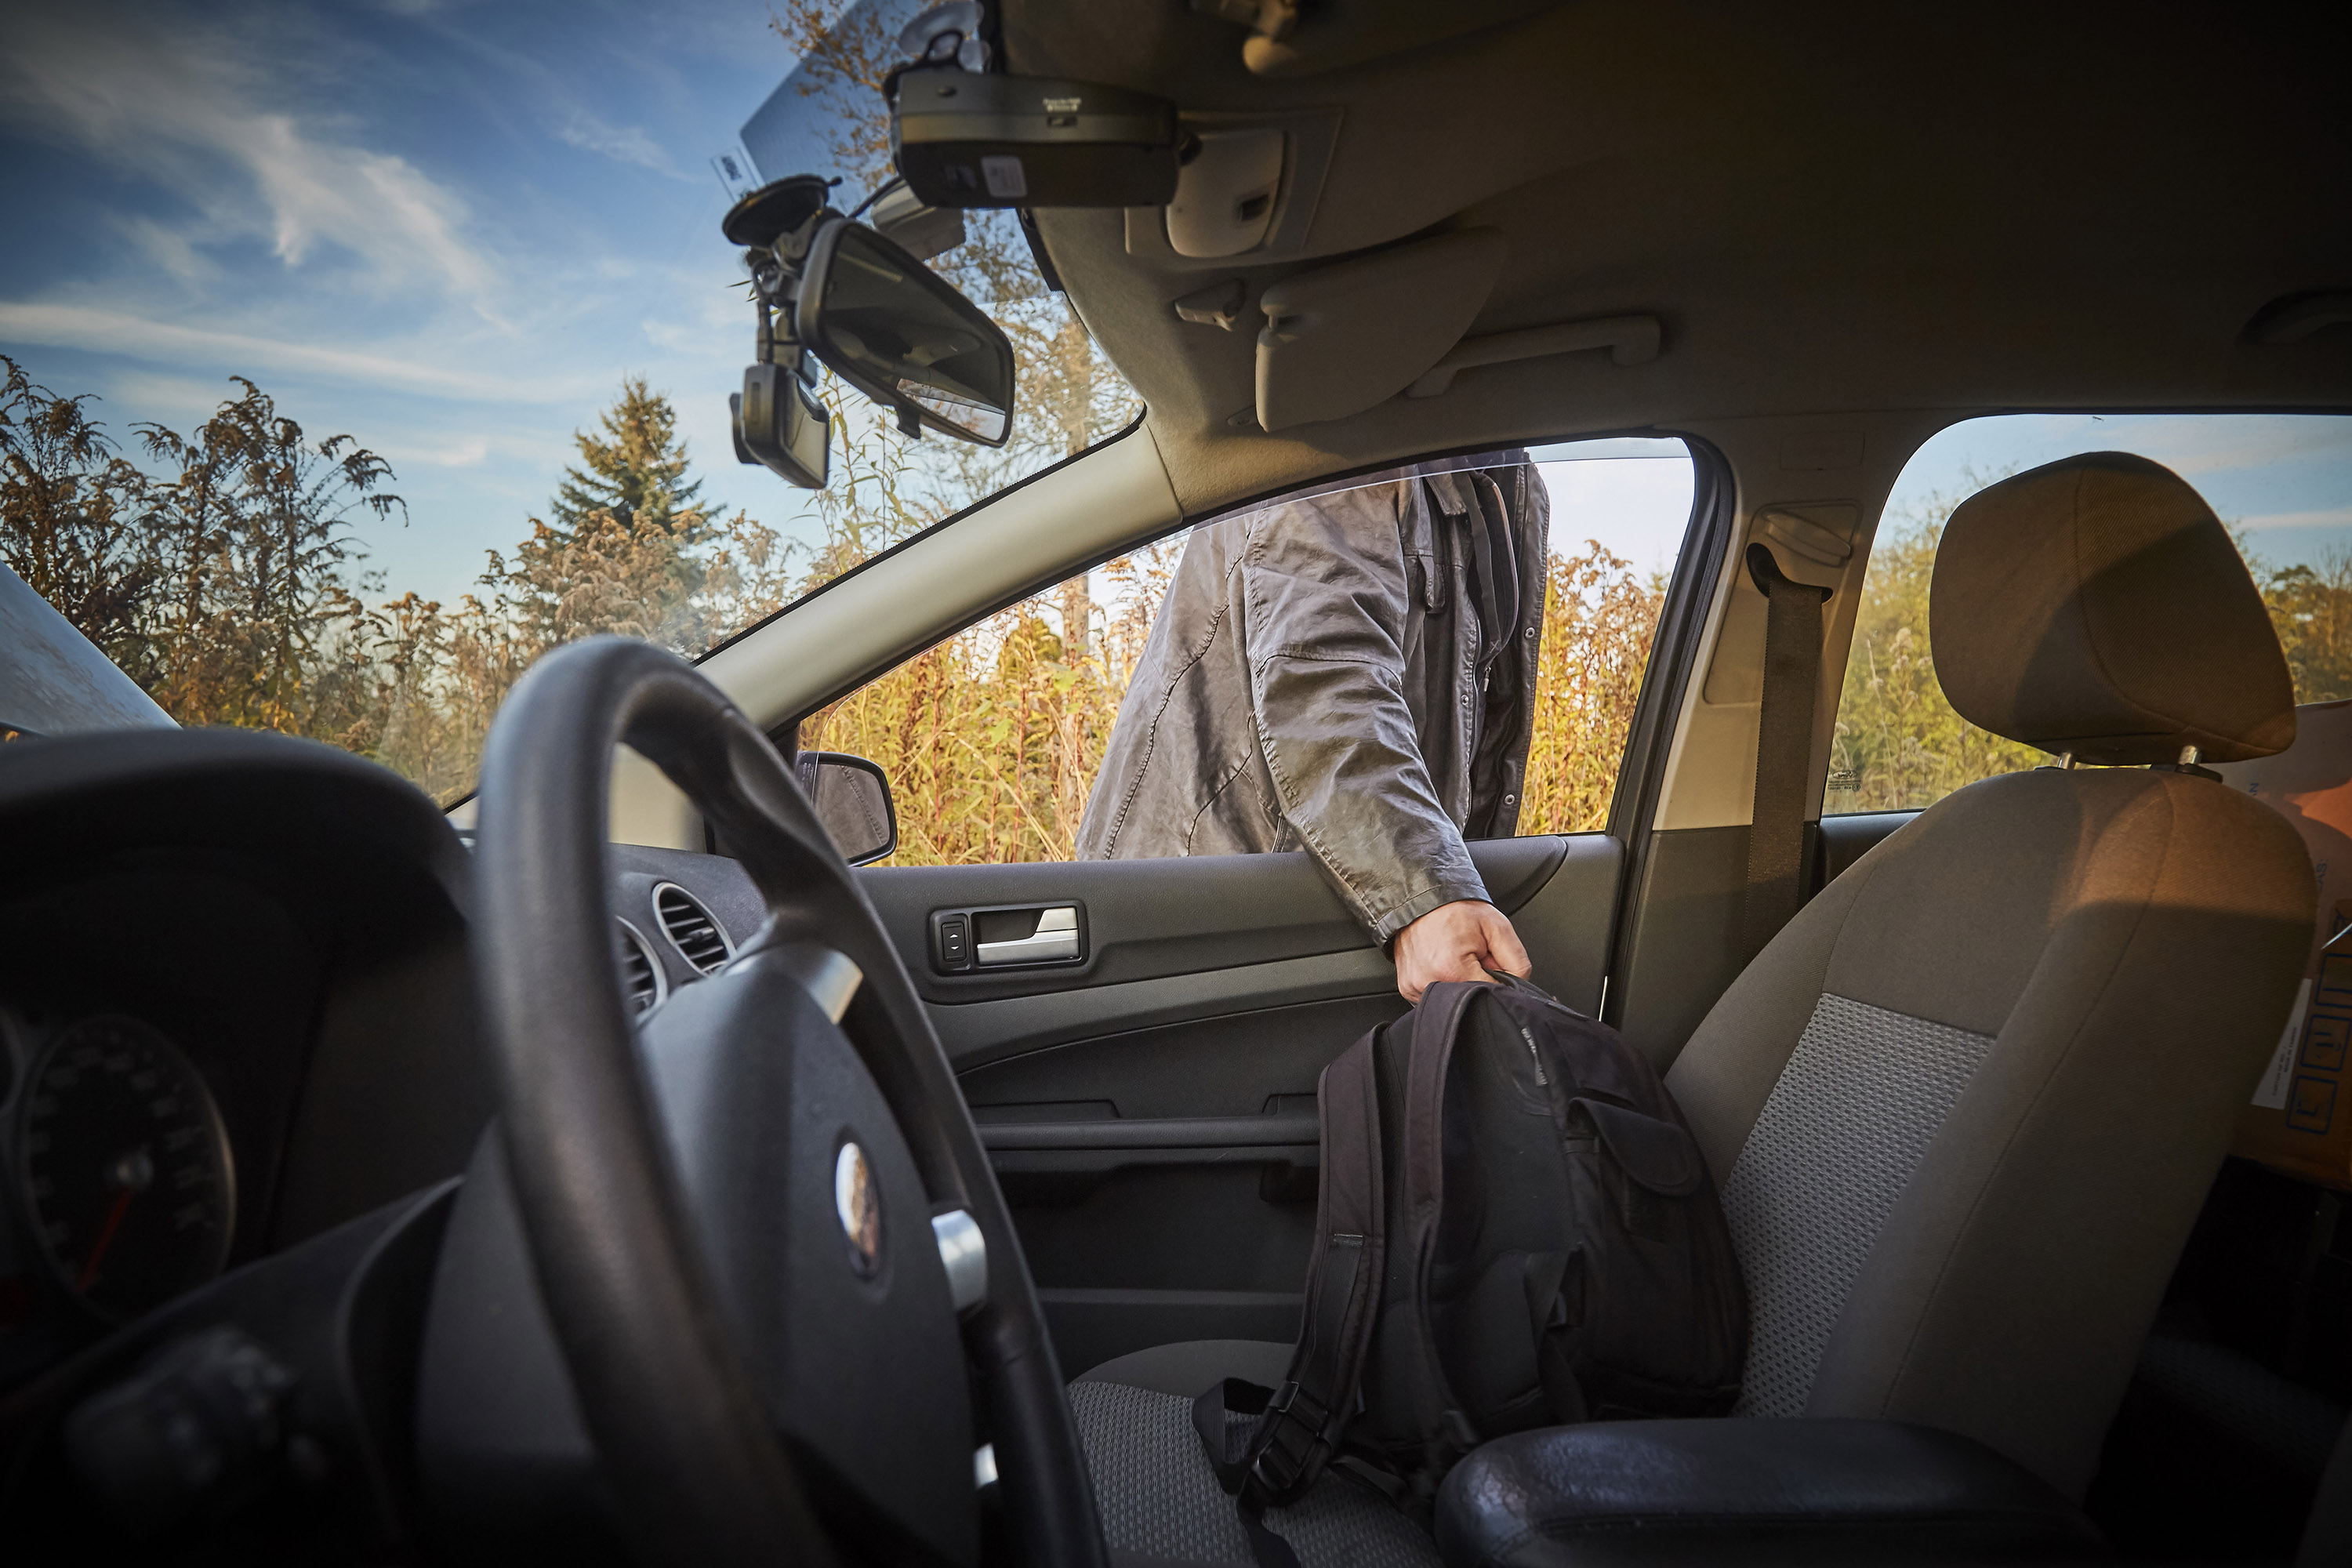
top-left (23, 337), bottom-right (2340, 859)
top-left (1828, 490), bottom-right (2047, 814)
top-left (2, 347), bottom-right (1674, 855)
top-left (799, 544), bottom-right (1179, 864)
top-left (0, 358), bottom-right (811, 803)
top-left (1828, 485), bottom-right (2350, 815)
top-left (1518, 541), bottom-right (1668, 836)
top-left (802, 531), bottom-right (1670, 865)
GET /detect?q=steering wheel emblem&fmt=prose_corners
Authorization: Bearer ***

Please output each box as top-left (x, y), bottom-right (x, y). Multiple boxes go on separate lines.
top-left (833, 1140), bottom-right (884, 1277)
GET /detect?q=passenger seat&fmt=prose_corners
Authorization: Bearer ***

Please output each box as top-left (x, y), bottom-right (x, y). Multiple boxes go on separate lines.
top-left (1072, 452), bottom-right (2314, 1567)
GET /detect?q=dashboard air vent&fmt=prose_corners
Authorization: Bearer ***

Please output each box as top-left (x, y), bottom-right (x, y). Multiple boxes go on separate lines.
top-left (654, 884), bottom-right (735, 975)
top-left (617, 920), bottom-right (666, 1016)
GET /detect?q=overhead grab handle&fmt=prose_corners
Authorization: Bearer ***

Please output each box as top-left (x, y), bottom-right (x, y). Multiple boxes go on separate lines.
top-left (1406, 314), bottom-right (1662, 398)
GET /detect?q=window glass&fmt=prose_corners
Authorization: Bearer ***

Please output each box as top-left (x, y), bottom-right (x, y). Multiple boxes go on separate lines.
top-left (802, 437), bottom-right (1693, 865)
top-left (0, 1), bottom-right (1132, 807)
top-left (1828, 414), bottom-right (2352, 815)
top-left (1519, 438), bottom-right (1692, 834)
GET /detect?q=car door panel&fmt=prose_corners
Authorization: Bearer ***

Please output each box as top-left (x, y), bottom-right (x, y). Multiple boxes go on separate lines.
top-left (611, 833), bottom-right (1623, 1376)
top-left (855, 833), bottom-right (1575, 1007)
top-left (903, 834), bottom-right (1621, 1374)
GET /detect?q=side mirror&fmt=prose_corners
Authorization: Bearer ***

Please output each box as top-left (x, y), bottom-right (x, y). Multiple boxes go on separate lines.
top-left (795, 751), bottom-right (898, 866)
top-left (795, 220), bottom-right (1014, 446)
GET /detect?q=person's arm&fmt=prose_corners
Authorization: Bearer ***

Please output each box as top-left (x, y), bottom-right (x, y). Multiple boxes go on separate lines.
top-left (1235, 484), bottom-right (1529, 996)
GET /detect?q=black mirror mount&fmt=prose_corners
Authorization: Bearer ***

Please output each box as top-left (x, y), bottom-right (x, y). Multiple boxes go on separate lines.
top-left (725, 176), bottom-right (839, 490)
top-left (720, 162), bottom-right (1012, 485)
top-left (796, 751), bottom-right (898, 866)
top-left (794, 219), bottom-right (1014, 448)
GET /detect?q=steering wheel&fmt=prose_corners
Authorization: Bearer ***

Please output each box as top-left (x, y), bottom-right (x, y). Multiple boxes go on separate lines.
top-left (466, 637), bottom-right (1108, 1566)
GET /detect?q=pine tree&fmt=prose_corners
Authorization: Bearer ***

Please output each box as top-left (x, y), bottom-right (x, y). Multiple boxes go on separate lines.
top-left (550, 375), bottom-right (705, 537)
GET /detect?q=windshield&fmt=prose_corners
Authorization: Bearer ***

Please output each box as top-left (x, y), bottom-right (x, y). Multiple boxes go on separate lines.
top-left (0, 1), bottom-right (1137, 805)
top-left (735, 0), bottom-right (927, 194)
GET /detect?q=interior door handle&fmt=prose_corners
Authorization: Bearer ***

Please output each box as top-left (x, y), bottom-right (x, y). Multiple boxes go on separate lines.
top-left (975, 905), bottom-right (1080, 966)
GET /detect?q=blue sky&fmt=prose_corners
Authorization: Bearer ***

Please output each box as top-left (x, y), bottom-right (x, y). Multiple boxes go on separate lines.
top-left (0, 0), bottom-right (826, 609)
top-left (1891, 414), bottom-right (2352, 574)
top-left (2, 2), bottom-right (2344, 621)
top-left (1527, 418), bottom-right (2352, 589)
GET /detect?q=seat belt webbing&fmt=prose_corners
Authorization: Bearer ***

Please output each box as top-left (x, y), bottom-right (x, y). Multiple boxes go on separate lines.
top-left (1743, 545), bottom-right (1833, 960)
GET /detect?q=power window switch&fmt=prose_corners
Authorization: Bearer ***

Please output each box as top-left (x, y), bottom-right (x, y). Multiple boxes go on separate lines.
top-left (936, 913), bottom-right (972, 972)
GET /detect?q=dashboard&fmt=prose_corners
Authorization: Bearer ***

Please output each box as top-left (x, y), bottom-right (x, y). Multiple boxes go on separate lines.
top-left (0, 731), bottom-right (487, 1394)
top-left (0, 728), bottom-right (783, 1402)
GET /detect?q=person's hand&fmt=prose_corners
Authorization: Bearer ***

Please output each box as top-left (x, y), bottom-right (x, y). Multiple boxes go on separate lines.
top-left (1391, 898), bottom-right (1530, 1004)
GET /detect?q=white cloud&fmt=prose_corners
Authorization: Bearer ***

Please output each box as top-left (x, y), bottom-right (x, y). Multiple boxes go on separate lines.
top-left (2242, 506), bottom-right (2352, 533)
top-left (112, 216), bottom-right (216, 286)
top-left (379, 433), bottom-right (492, 468)
top-left (0, 12), bottom-right (503, 311)
top-left (557, 113), bottom-right (685, 179)
top-left (103, 369), bottom-right (249, 425)
top-left (0, 299), bottom-right (586, 405)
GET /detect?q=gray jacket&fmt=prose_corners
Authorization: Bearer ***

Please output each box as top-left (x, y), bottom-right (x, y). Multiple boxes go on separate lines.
top-left (1076, 458), bottom-right (1549, 944)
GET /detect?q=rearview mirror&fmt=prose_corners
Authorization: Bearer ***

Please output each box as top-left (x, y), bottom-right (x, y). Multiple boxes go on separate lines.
top-left (795, 751), bottom-right (898, 866)
top-left (796, 220), bottom-right (1014, 446)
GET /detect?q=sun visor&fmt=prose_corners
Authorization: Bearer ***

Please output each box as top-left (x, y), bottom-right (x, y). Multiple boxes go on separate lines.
top-left (1253, 230), bottom-right (1505, 431)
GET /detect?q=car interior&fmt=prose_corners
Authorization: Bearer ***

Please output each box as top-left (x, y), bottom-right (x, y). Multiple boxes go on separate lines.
top-left (2, 2), bottom-right (2350, 1564)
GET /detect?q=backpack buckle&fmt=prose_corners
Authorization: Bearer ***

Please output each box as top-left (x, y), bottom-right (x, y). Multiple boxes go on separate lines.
top-left (1248, 1380), bottom-right (1332, 1497)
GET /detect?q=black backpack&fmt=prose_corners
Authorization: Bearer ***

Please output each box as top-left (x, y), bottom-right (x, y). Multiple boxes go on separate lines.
top-left (1193, 975), bottom-right (1748, 1565)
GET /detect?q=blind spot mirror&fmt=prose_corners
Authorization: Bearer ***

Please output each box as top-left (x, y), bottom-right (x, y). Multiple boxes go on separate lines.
top-left (796, 751), bottom-right (898, 866)
top-left (797, 220), bottom-right (1014, 446)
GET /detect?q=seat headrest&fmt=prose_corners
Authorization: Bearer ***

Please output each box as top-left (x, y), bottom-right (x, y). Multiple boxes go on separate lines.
top-left (1929, 452), bottom-right (2296, 766)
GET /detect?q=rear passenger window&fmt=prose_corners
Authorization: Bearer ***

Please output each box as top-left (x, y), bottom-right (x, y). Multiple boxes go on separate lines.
top-left (1828, 414), bottom-right (2352, 816)
top-left (800, 437), bottom-right (1693, 863)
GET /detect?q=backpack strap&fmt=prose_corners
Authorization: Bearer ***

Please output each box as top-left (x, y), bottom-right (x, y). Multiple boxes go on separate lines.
top-left (1398, 981), bottom-right (1493, 1489)
top-left (1189, 1025), bottom-right (1389, 1563)
top-left (1263, 1024), bottom-right (1388, 1498)
top-left (1188, 1379), bottom-right (1302, 1568)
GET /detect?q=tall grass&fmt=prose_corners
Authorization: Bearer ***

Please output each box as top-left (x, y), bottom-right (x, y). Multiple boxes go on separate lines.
top-left (804, 535), bottom-right (1670, 864)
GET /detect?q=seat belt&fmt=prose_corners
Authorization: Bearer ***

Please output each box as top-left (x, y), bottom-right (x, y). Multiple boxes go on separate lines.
top-left (1743, 544), bottom-right (1833, 960)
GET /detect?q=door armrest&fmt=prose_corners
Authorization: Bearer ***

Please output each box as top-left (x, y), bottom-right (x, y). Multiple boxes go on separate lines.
top-left (1437, 1419), bottom-right (2104, 1566)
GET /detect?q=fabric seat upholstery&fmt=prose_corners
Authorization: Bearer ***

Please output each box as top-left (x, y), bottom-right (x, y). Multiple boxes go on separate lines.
top-left (1665, 452), bottom-right (2312, 1494)
top-left (1069, 452), bottom-right (2314, 1561)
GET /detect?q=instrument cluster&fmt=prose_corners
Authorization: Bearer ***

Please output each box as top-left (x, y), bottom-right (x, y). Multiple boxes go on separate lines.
top-left (0, 1006), bottom-right (238, 1381)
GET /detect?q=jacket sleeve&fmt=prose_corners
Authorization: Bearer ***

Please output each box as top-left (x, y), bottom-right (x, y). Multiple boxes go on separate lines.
top-left (1236, 482), bottom-right (1490, 944)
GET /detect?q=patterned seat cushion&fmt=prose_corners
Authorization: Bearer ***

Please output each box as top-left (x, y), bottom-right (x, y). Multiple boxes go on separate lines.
top-left (1068, 1379), bottom-right (1440, 1568)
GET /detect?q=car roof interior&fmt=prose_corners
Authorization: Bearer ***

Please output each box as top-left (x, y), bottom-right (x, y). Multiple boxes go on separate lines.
top-left (630, 0), bottom-right (2350, 849)
top-left (1016, 0), bottom-right (2351, 510)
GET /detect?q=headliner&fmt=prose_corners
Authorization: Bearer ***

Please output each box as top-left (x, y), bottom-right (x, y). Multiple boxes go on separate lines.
top-left (1004, 0), bottom-right (2352, 517)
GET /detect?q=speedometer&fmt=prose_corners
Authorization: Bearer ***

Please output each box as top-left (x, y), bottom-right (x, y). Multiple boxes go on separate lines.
top-left (18, 1018), bottom-right (235, 1320)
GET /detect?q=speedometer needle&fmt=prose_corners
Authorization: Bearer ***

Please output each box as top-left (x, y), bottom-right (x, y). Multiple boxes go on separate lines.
top-left (78, 1187), bottom-right (135, 1291)
top-left (78, 1147), bottom-right (154, 1292)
